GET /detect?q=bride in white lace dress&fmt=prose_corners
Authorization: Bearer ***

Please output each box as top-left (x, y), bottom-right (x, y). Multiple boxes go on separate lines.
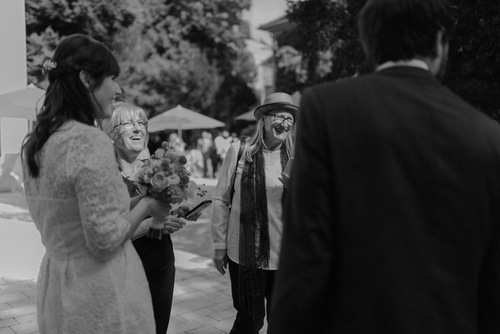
top-left (21, 35), bottom-right (170, 334)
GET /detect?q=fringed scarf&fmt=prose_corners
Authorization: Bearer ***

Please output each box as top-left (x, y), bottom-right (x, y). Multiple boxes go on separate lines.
top-left (238, 143), bottom-right (288, 318)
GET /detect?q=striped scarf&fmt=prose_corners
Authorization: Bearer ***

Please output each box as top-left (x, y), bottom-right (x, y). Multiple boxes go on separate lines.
top-left (238, 144), bottom-right (288, 317)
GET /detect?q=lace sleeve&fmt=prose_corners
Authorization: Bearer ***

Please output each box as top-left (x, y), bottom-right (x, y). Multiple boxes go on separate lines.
top-left (67, 126), bottom-right (131, 261)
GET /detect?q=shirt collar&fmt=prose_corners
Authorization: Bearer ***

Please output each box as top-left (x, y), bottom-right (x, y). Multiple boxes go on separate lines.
top-left (376, 59), bottom-right (430, 72)
top-left (262, 138), bottom-right (282, 152)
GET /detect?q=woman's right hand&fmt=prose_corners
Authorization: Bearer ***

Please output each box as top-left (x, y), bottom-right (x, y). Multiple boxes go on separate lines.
top-left (279, 172), bottom-right (290, 189)
top-left (162, 215), bottom-right (187, 234)
top-left (213, 249), bottom-right (228, 275)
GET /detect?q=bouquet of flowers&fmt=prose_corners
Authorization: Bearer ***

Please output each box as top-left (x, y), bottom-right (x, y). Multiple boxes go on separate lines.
top-left (135, 142), bottom-right (204, 238)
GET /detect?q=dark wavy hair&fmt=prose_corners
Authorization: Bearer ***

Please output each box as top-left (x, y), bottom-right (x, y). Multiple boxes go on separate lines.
top-left (359, 0), bottom-right (453, 67)
top-left (22, 34), bottom-right (120, 177)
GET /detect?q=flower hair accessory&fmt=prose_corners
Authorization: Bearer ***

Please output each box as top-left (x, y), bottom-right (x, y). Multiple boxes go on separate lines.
top-left (42, 60), bottom-right (57, 75)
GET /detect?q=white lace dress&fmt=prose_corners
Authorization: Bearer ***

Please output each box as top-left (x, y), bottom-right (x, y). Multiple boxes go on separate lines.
top-left (23, 121), bottom-right (155, 334)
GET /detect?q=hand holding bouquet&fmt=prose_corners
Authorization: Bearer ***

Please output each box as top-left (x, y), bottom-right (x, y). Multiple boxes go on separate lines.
top-left (135, 142), bottom-right (202, 238)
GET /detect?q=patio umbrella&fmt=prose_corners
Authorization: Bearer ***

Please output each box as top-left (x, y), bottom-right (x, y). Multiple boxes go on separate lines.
top-left (0, 84), bottom-right (45, 121)
top-left (234, 109), bottom-right (256, 121)
top-left (148, 105), bottom-right (225, 135)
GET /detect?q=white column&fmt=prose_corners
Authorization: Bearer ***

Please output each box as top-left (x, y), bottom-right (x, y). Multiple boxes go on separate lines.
top-left (0, 0), bottom-right (29, 156)
top-left (0, 1), bottom-right (44, 281)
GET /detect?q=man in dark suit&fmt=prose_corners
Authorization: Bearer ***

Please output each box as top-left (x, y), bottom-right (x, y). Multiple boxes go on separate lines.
top-left (268, 0), bottom-right (500, 333)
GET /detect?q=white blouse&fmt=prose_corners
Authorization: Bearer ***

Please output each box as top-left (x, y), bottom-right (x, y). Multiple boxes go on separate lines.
top-left (210, 140), bottom-right (285, 270)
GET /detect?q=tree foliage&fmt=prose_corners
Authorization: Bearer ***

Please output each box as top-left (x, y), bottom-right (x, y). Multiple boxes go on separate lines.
top-left (286, 0), bottom-right (344, 82)
top-left (275, 0), bottom-right (365, 92)
top-left (115, 0), bottom-right (256, 117)
top-left (283, 0), bottom-right (500, 118)
top-left (25, 0), bottom-right (257, 126)
top-left (25, 0), bottom-right (136, 84)
top-left (443, 0), bottom-right (500, 118)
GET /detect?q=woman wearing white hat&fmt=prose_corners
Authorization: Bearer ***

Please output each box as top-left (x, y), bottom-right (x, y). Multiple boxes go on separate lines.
top-left (211, 92), bottom-right (298, 334)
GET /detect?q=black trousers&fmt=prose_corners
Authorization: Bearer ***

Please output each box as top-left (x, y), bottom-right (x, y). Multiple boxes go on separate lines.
top-left (228, 258), bottom-right (276, 334)
top-left (133, 235), bottom-right (175, 334)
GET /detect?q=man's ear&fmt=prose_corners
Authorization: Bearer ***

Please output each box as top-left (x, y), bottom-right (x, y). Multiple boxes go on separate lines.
top-left (435, 30), bottom-right (447, 59)
top-left (428, 30), bottom-right (448, 77)
top-left (79, 70), bottom-right (92, 89)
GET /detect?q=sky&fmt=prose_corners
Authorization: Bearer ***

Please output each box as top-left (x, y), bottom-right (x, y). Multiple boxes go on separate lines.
top-left (244, 0), bottom-right (288, 65)
top-left (246, 0), bottom-right (288, 44)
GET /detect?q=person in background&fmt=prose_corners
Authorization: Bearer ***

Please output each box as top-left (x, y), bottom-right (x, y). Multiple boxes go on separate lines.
top-left (199, 131), bottom-right (214, 178)
top-left (269, 0), bottom-right (500, 333)
top-left (230, 132), bottom-right (238, 143)
top-left (104, 101), bottom-right (187, 334)
top-left (212, 130), bottom-right (232, 177)
top-left (21, 34), bottom-right (171, 333)
top-left (211, 92), bottom-right (298, 334)
top-left (168, 132), bottom-right (186, 153)
top-left (186, 139), bottom-right (204, 178)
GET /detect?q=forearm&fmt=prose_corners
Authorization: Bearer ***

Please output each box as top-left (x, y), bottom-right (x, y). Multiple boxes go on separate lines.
top-left (123, 198), bottom-right (152, 241)
top-left (210, 198), bottom-right (230, 249)
top-left (131, 217), bottom-right (152, 239)
top-left (130, 194), bottom-right (145, 209)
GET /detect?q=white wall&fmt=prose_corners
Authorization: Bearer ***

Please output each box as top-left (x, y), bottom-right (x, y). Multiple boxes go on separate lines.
top-left (0, 0), bottom-right (29, 156)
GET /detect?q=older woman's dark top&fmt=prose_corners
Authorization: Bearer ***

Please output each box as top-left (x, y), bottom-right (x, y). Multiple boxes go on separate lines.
top-left (124, 177), bottom-right (175, 334)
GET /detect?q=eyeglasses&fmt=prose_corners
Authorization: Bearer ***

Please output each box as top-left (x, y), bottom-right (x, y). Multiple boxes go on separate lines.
top-left (267, 114), bottom-right (294, 125)
top-left (114, 119), bottom-right (147, 131)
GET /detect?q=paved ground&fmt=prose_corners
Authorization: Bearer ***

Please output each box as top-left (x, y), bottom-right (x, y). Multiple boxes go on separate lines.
top-left (0, 180), bottom-right (268, 334)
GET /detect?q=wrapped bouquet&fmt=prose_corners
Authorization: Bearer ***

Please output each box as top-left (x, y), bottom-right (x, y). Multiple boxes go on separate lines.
top-left (135, 142), bottom-right (203, 238)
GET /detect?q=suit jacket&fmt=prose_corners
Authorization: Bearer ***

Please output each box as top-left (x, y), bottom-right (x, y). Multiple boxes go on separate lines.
top-left (268, 67), bottom-right (500, 334)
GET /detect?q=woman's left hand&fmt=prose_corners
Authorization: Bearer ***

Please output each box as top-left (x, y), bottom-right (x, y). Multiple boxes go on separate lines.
top-left (162, 215), bottom-right (187, 234)
top-left (279, 172), bottom-right (290, 189)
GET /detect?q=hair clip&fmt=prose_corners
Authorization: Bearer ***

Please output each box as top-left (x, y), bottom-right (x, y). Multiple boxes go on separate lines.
top-left (42, 60), bottom-right (57, 75)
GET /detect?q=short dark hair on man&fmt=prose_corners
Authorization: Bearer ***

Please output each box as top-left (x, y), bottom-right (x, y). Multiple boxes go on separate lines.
top-left (359, 0), bottom-right (453, 67)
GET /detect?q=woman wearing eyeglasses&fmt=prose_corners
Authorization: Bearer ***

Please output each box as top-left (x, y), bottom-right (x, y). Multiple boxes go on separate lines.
top-left (104, 101), bottom-right (186, 334)
top-left (211, 92), bottom-right (298, 334)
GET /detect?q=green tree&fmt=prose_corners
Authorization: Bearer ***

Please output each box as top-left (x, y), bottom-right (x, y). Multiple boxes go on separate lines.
top-left (274, 0), bottom-right (364, 92)
top-left (286, 0), bottom-right (343, 82)
top-left (120, 40), bottom-right (222, 113)
top-left (117, 0), bottom-right (255, 118)
top-left (25, 0), bottom-right (137, 85)
top-left (284, 0), bottom-right (500, 119)
top-left (25, 0), bottom-right (257, 126)
top-left (443, 1), bottom-right (500, 119)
